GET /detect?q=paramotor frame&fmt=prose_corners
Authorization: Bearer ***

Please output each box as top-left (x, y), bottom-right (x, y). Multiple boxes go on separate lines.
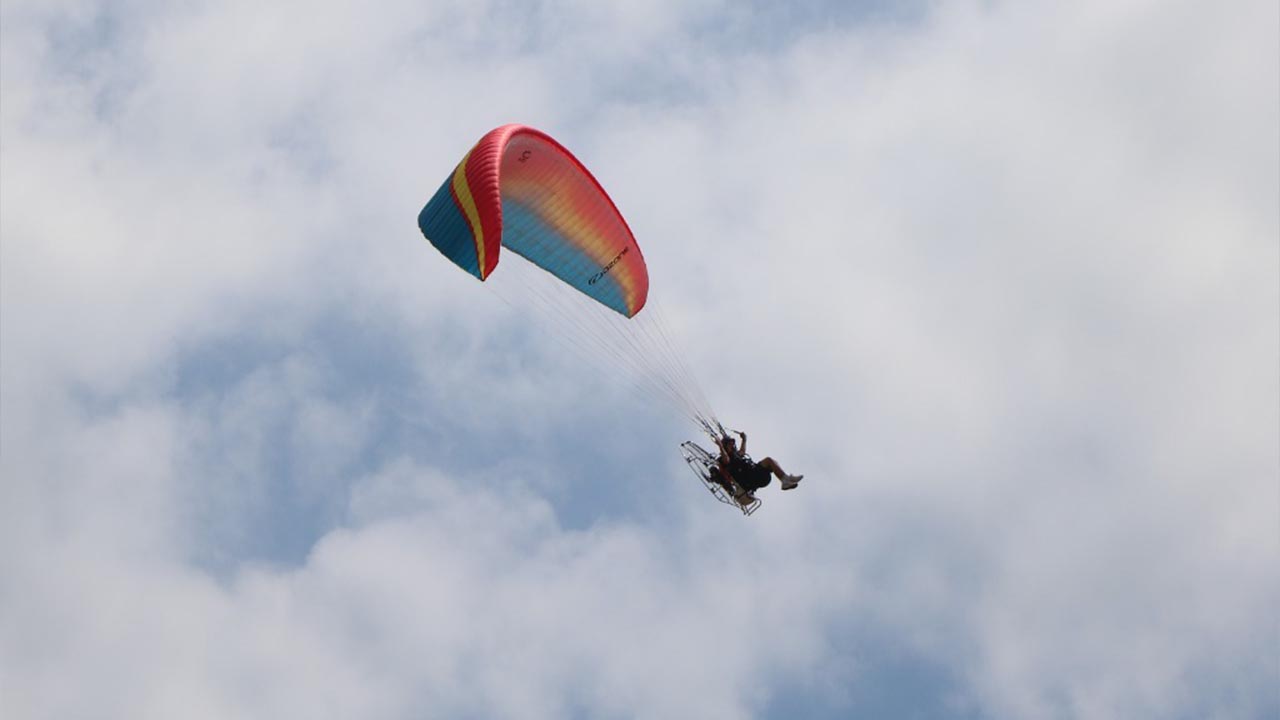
top-left (680, 440), bottom-right (761, 516)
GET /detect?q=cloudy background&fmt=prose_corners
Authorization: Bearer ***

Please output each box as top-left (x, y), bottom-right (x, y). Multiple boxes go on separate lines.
top-left (2, 1), bottom-right (1277, 718)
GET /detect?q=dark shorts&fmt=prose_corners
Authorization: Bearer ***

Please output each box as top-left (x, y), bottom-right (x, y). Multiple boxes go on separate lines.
top-left (730, 459), bottom-right (771, 491)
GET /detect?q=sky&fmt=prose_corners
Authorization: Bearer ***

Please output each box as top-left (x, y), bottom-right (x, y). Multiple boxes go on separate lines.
top-left (2, 1), bottom-right (1278, 718)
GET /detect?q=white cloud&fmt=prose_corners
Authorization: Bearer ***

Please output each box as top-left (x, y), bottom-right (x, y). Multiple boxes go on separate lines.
top-left (2, 1), bottom-right (1276, 718)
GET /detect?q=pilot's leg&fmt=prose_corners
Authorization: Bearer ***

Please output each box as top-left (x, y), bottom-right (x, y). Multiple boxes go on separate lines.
top-left (759, 457), bottom-right (803, 490)
top-left (758, 457), bottom-right (789, 479)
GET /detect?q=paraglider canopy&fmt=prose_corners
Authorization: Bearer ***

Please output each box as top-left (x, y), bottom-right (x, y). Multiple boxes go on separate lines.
top-left (416, 123), bottom-right (720, 434)
top-left (418, 124), bottom-right (649, 318)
